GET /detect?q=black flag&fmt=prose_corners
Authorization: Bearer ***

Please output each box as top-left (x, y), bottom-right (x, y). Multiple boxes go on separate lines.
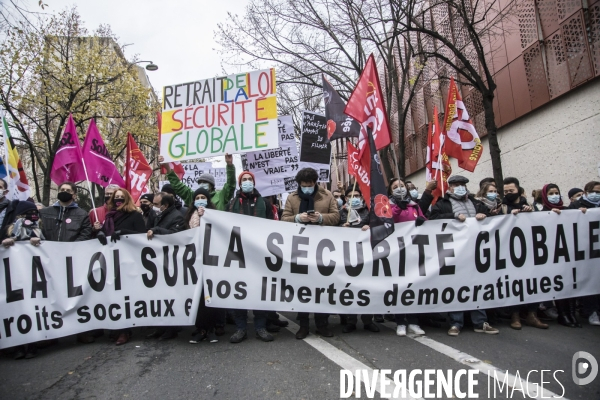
top-left (322, 75), bottom-right (361, 141)
top-left (366, 126), bottom-right (395, 248)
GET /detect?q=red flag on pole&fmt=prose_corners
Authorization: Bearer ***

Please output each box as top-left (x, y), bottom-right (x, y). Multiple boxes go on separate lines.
top-left (347, 140), bottom-right (371, 208)
top-left (125, 133), bottom-right (152, 203)
top-left (442, 77), bottom-right (483, 172)
top-left (158, 112), bottom-right (185, 179)
top-left (343, 54), bottom-right (392, 155)
top-left (426, 106), bottom-right (452, 202)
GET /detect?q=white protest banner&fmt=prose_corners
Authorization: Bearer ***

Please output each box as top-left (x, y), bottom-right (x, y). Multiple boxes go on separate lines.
top-left (160, 69), bottom-right (279, 162)
top-left (241, 116), bottom-right (299, 197)
top-left (171, 162), bottom-right (226, 191)
top-left (0, 230), bottom-right (203, 349)
top-left (200, 209), bottom-right (600, 314)
top-left (299, 111), bottom-right (331, 182)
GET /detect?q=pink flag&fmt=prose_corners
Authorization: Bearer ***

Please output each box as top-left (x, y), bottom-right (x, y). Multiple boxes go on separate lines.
top-left (50, 114), bottom-right (85, 184)
top-left (81, 120), bottom-right (125, 188)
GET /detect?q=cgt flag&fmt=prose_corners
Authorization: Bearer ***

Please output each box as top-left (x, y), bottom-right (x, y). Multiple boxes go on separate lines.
top-left (50, 114), bottom-right (85, 185)
top-left (157, 112), bottom-right (184, 179)
top-left (322, 75), bottom-right (361, 141)
top-left (125, 133), bottom-right (152, 203)
top-left (426, 106), bottom-right (451, 201)
top-left (347, 140), bottom-right (371, 208)
top-left (81, 120), bottom-right (125, 188)
top-left (1, 110), bottom-right (31, 200)
top-left (442, 77), bottom-right (483, 172)
top-left (343, 54), bottom-right (392, 154)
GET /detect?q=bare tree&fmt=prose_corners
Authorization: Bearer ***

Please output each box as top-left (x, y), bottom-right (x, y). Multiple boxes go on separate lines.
top-left (390, 0), bottom-right (512, 187)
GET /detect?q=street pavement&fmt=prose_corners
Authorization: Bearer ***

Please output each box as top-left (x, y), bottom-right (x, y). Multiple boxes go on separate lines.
top-left (0, 312), bottom-right (598, 399)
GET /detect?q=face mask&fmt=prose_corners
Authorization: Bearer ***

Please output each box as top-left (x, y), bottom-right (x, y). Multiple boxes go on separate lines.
top-left (198, 183), bottom-right (210, 191)
top-left (114, 200), bottom-right (124, 208)
top-left (104, 196), bottom-right (111, 204)
top-left (195, 199), bottom-right (207, 208)
top-left (486, 192), bottom-right (497, 201)
top-left (393, 188), bottom-right (407, 198)
top-left (573, 195), bottom-right (582, 202)
top-left (153, 206), bottom-right (161, 214)
top-left (301, 186), bottom-right (314, 195)
top-left (336, 198), bottom-right (343, 207)
top-left (409, 189), bottom-right (419, 199)
top-left (453, 186), bottom-right (467, 197)
top-left (587, 193), bottom-right (600, 202)
top-left (25, 213), bottom-right (39, 222)
top-left (547, 194), bottom-right (561, 204)
top-left (505, 192), bottom-right (520, 203)
top-left (350, 197), bottom-right (362, 208)
top-left (140, 204), bottom-right (151, 212)
top-left (241, 181), bottom-right (254, 193)
top-left (0, 192), bottom-right (5, 200)
top-left (57, 191), bottom-right (73, 203)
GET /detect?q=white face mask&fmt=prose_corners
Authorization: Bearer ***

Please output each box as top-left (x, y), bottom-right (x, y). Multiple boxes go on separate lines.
top-left (153, 206), bottom-right (161, 214)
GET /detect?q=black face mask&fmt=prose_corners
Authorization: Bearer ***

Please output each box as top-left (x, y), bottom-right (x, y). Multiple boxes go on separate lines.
top-left (105, 196), bottom-right (111, 204)
top-left (25, 212), bottom-right (39, 222)
top-left (140, 204), bottom-right (151, 212)
top-left (505, 192), bottom-right (520, 203)
top-left (114, 200), bottom-right (124, 208)
top-left (57, 192), bottom-right (73, 203)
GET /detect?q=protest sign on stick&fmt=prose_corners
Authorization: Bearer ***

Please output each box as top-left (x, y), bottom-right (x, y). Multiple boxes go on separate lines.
top-left (241, 116), bottom-right (299, 196)
top-left (299, 111), bottom-right (331, 182)
top-left (160, 69), bottom-right (279, 162)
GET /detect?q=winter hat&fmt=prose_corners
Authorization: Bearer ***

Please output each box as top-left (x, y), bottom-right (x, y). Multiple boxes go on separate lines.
top-left (568, 188), bottom-right (583, 199)
top-left (193, 188), bottom-right (212, 203)
top-left (196, 173), bottom-right (216, 187)
top-left (447, 175), bottom-right (469, 185)
top-left (161, 184), bottom-right (175, 195)
top-left (140, 193), bottom-right (154, 202)
top-left (345, 186), bottom-right (362, 196)
top-left (15, 200), bottom-right (37, 216)
top-left (238, 171), bottom-right (256, 186)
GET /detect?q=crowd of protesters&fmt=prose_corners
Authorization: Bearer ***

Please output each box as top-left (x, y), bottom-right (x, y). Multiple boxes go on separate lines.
top-left (1, 153), bottom-right (598, 360)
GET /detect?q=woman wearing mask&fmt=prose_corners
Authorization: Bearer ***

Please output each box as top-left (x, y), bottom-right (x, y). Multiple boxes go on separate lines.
top-left (386, 179), bottom-right (427, 337)
top-left (339, 186), bottom-right (369, 230)
top-left (2, 201), bottom-right (44, 359)
top-left (97, 189), bottom-right (146, 345)
top-left (539, 184), bottom-right (580, 327)
top-left (569, 181), bottom-right (600, 326)
top-left (476, 183), bottom-right (501, 215)
top-left (185, 188), bottom-right (222, 343)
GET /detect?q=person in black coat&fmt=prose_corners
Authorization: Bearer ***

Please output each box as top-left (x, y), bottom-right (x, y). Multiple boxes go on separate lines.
top-left (139, 193), bottom-right (156, 230)
top-left (429, 175), bottom-right (498, 337)
top-left (569, 180), bottom-right (600, 326)
top-left (148, 193), bottom-right (184, 237)
top-left (39, 182), bottom-right (92, 242)
top-left (97, 188), bottom-right (146, 346)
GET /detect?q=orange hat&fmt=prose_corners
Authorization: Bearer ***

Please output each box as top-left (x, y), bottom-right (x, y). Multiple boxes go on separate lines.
top-left (238, 171), bottom-right (255, 186)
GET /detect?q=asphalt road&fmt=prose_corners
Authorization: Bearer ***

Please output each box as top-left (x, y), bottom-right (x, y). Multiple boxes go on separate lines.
top-left (1, 312), bottom-right (598, 400)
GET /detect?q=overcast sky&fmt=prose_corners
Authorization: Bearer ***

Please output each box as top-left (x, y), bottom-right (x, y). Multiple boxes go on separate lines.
top-left (44, 0), bottom-right (251, 97)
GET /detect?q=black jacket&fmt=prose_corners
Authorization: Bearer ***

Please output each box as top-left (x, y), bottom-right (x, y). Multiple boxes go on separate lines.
top-left (0, 199), bottom-right (19, 241)
top-left (340, 206), bottom-right (370, 228)
top-left (418, 190), bottom-right (435, 215)
top-left (143, 208), bottom-right (157, 230)
top-left (226, 189), bottom-right (274, 219)
top-left (500, 196), bottom-right (530, 214)
top-left (40, 202), bottom-right (92, 242)
top-left (151, 205), bottom-right (184, 235)
top-left (101, 211), bottom-right (146, 235)
top-left (569, 197), bottom-right (599, 209)
top-left (429, 194), bottom-right (489, 220)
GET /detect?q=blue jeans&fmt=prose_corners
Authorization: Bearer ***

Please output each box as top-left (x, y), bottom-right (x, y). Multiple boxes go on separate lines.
top-left (234, 309), bottom-right (267, 331)
top-left (449, 310), bottom-right (487, 329)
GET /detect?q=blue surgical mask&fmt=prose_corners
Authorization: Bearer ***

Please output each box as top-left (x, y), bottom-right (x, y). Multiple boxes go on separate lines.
top-left (454, 186), bottom-right (467, 197)
top-left (486, 192), bottom-right (497, 201)
top-left (241, 181), bottom-right (254, 193)
top-left (587, 192), bottom-right (600, 202)
top-left (198, 183), bottom-right (210, 191)
top-left (336, 198), bottom-right (343, 207)
top-left (301, 186), bottom-right (314, 195)
top-left (409, 189), bottom-right (419, 199)
top-left (547, 194), bottom-right (561, 204)
top-left (350, 197), bottom-right (362, 208)
top-left (194, 199), bottom-right (207, 208)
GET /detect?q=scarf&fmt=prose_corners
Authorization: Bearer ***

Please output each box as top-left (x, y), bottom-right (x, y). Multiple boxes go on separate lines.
top-left (582, 194), bottom-right (600, 207)
top-left (390, 194), bottom-right (411, 210)
top-left (10, 218), bottom-right (44, 241)
top-left (103, 210), bottom-right (126, 236)
top-left (448, 192), bottom-right (477, 217)
top-left (231, 190), bottom-right (266, 218)
top-left (541, 184), bottom-right (565, 210)
top-left (477, 196), bottom-right (499, 211)
top-left (297, 185), bottom-right (317, 213)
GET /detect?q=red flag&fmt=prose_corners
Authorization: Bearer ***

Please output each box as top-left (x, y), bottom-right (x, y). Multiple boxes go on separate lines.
top-left (426, 106), bottom-right (452, 202)
top-left (347, 140), bottom-right (371, 209)
top-left (125, 133), bottom-right (152, 203)
top-left (442, 77), bottom-right (483, 172)
top-left (158, 112), bottom-right (185, 179)
top-left (343, 54), bottom-right (392, 155)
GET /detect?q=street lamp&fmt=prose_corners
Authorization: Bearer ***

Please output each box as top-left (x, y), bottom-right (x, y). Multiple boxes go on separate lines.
top-left (133, 60), bottom-right (159, 71)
